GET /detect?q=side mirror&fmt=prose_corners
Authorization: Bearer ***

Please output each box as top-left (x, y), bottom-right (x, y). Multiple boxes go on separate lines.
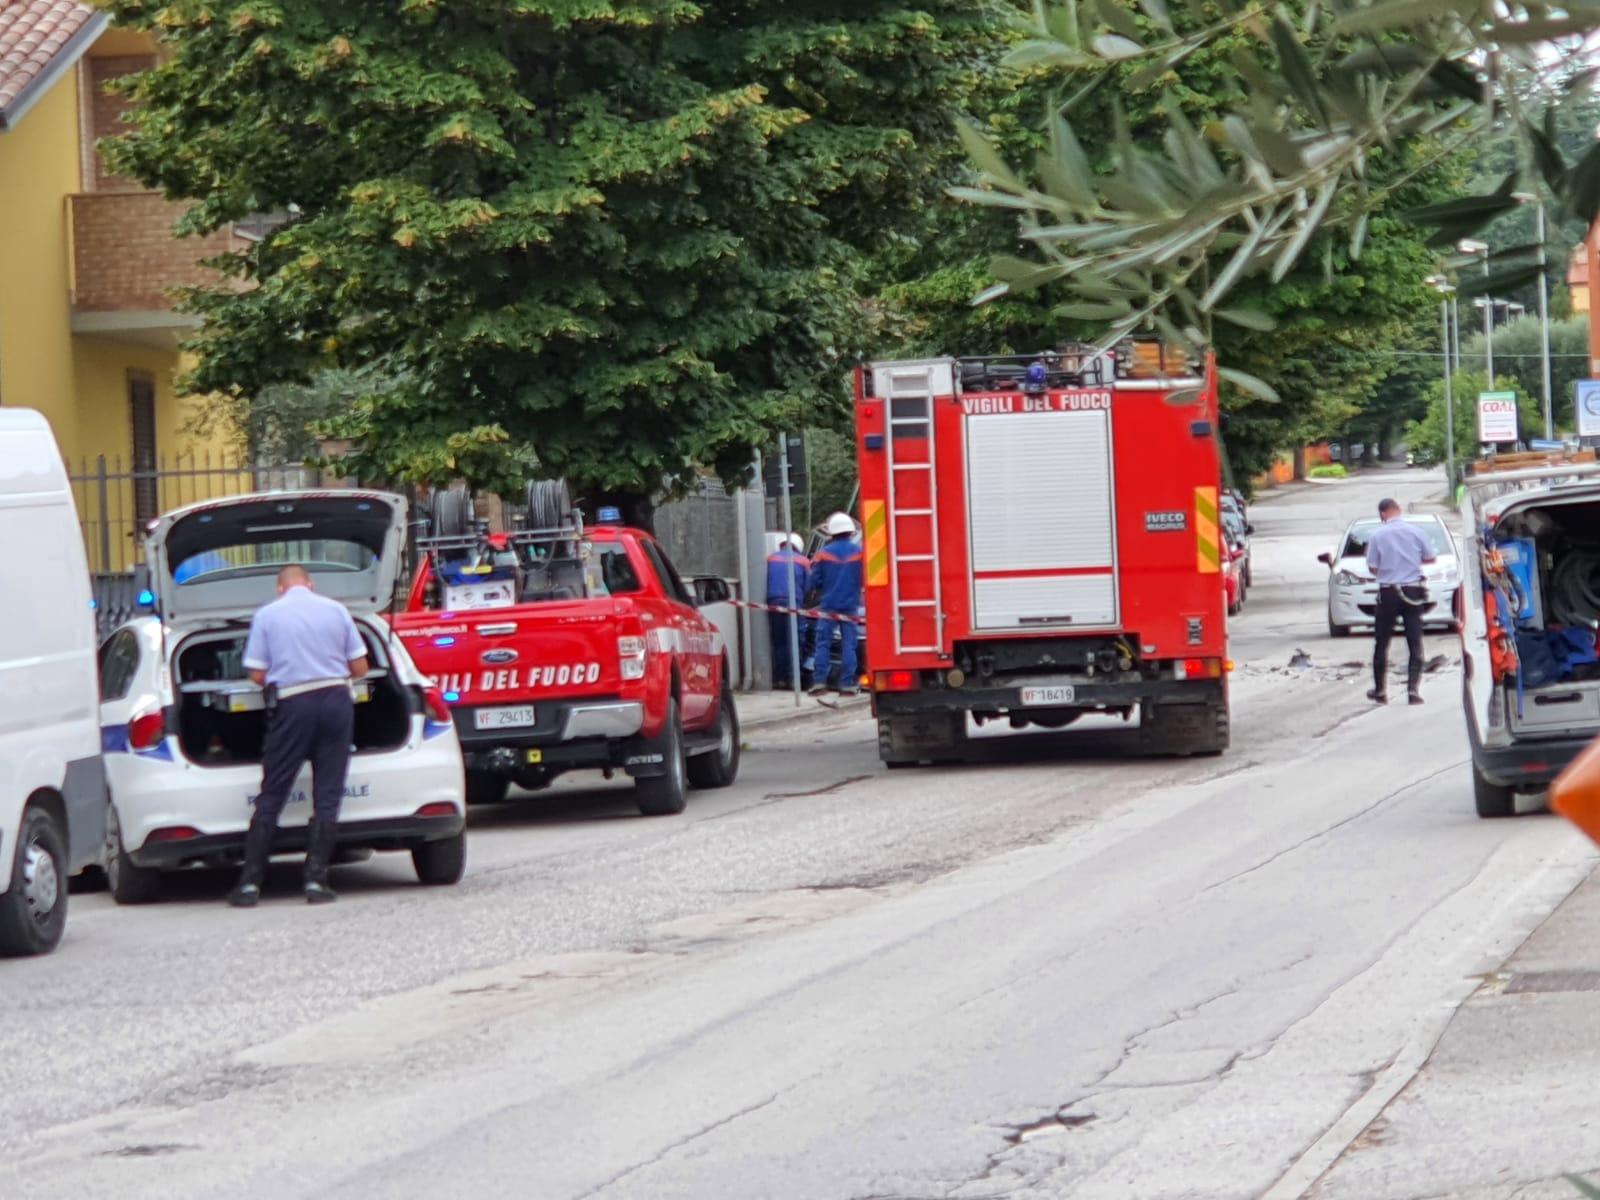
top-left (1317, 552), bottom-right (1333, 567)
top-left (693, 576), bottom-right (732, 606)
top-left (1245, 523), bottom-right (1256, 536)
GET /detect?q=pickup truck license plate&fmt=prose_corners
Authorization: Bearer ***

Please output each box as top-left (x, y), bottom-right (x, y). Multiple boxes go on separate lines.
top-left (1020, 685), bottom-right (1075, 706)
top-left (475, 706), bottom-right (536, 730)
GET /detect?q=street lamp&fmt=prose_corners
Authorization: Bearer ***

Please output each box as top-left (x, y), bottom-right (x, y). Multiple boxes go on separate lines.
top-left (1459, 238), bottom-right (1492, 380)
top-left (1428, 276), bottom-right (1458, 488)
top-left (1512, 191), bottom-right (1555, 439)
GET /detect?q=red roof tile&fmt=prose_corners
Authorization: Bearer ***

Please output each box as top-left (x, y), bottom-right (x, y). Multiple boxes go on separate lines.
top-left (0, 0), bottom-right (97, 115)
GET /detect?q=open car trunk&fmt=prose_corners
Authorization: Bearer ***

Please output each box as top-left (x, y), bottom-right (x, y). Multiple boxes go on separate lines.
top-left (1491, 493), bottom-right (1600, 738)
top-left (172, 624), bottom-right (414, 766)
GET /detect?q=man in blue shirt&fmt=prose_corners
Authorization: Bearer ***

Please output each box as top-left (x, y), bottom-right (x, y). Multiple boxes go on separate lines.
top-left (765, 534), bottom-right (809, 690)
top-left (1365, 499), bottom-right (1436, 706)
top-left (809, 512), bottom-right (863, 697)
top-left (229, 565), bottom-right (369, 907)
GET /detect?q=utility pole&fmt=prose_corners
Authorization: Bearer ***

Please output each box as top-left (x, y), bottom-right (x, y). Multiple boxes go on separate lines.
top-left (778, 433), bottom-right (802, 708)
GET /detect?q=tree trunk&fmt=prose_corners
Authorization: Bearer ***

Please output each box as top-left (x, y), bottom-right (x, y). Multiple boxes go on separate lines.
top-left (1292, 445), bottom-right (1308, 480)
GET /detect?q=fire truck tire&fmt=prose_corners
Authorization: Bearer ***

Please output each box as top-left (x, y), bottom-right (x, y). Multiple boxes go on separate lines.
top-left (430, 488), bottom-right (471, 537)
top-left (525, 479), bottom-right (574, 531)
top-left (636, 700), bottom-right (689, 816)
top-left (464, 770), bottom-right (510, 806)
top-left (1139, 701), bottom-right (1229, 757)
top-left (687, 685), bottom-right (740, 789)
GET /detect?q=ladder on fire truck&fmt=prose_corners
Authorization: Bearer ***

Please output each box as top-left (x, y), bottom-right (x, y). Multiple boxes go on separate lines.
top-left (878, 361), bottom-right (947, 655)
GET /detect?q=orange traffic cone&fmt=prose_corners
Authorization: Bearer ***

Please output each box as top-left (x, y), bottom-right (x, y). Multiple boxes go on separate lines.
top-left (1549, 732), bottom-right (1600, 847)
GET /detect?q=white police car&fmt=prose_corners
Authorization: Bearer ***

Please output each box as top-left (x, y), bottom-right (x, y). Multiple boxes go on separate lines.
top-left (97, 490), bottom-right (467, 903)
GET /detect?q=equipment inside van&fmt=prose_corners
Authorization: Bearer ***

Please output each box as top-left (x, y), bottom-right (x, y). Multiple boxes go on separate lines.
top-left (0, 410), bottom-right (106, 955)
top-left (1460, 449), bottom-right (1600, 818)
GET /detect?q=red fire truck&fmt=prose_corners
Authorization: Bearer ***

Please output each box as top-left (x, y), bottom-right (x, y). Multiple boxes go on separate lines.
top-left (855, 341), bottom-right (1230, 765)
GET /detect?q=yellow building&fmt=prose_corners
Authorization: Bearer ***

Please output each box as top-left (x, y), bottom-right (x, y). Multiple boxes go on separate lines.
top-left (0, 2), bottom-right (242, 572)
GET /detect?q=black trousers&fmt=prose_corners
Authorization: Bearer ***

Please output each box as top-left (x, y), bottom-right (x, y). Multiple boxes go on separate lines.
top-left (255, 686), bottom-right (354, 825)
top-left (1373, 584), bottom-right (1426, 694)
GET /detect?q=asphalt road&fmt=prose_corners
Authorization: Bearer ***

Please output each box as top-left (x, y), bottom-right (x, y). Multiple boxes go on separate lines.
top-left (3, 466), bottom-right (1594, 1199)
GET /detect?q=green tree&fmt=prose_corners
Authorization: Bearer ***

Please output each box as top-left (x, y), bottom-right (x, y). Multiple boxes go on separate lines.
top-left (1457, 315), bottom-right (1590, 435)
top-left (956, 0), bottom-right (1600, 380)
top-left (104, 0), bottom-right (1007, 523)
top-left (1404, 369), bottom-right (1538, 473)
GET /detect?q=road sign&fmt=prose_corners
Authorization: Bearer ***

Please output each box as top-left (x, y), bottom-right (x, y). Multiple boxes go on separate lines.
top-left (1577, 380), bottom-right (1600, 438)
top-left (1477, 391), bottom-right (1519, 444)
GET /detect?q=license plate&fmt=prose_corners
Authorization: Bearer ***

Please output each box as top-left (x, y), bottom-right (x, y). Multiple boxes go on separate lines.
top-left (1020, 685), bottom-right (1076, 706)
top-left (474, 706), bottom-right (536, 730)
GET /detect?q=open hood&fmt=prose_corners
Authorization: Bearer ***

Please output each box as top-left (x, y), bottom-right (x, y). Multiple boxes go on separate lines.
top-left (147, 490), bottom-right (408, 625)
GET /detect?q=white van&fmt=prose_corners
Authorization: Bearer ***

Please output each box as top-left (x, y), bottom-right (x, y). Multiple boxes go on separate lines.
top-left (1460, 456), bottom-right (1600, 817)
top-left (0, 410), bottom-right (106, 955)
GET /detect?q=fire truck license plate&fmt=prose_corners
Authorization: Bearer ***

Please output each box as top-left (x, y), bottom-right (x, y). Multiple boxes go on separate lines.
top-left (1020, 685), bottom-right (1076, 706)
top-left (475, 706), bottom-right (537, 730)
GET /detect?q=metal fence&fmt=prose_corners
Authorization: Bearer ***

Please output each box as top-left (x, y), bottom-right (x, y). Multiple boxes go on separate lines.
top-left (68, 452), bottom-right (317, 576)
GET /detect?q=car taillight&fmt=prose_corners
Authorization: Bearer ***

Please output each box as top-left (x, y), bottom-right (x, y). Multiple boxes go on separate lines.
top-left (423, 686), bottom-right (453, 723)
top-left (129, 709), bottom-right (166, 752)
top-left (873, 670), bottom-right (919, 692)
top-left (618, 635), bottom-right (647, 681)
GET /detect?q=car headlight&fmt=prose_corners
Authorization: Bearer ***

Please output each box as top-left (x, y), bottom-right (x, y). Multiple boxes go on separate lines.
top-left (1334, 570), bottom-right (1371, 586)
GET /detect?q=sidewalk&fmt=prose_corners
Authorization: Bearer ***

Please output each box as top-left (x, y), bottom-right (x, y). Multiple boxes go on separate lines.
top-left (737, 686), bottom-right (871, 732)
top-left (1311, 855), bottom-right (1600, 1198)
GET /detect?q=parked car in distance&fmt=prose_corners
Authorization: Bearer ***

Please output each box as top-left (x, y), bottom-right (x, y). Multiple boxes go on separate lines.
top-left (1319, 514), bottom-right (1461, 638)
top-left (97, 490), bottom-right (468, 905)
top-left (0, 410), bottom-right (107, 954)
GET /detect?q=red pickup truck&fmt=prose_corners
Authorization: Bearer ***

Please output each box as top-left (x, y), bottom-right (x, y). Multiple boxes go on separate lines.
top-left (390, 516), bottom-right (740, 815)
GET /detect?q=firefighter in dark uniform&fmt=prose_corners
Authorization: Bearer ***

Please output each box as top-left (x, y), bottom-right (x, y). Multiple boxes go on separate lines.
top-left (229, 564), bottom-right (369, 907)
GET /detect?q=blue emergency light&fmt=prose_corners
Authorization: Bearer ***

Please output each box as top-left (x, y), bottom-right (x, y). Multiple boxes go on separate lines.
top-left (443, 691), bottom-right (461, 703)
top-left (137, 589), bottom-right (155, 606)
top-left (597, 506), bottom-right (622, 524)
top-left (1024, 362), bottom-right (1049, 393)
top-left (434, 636), bottom-right (456, 647)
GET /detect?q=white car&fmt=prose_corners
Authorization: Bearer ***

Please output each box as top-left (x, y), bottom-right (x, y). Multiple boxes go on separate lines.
top-left (1319, 514), bottom-right (1461, 637)
top-left (98, 490), bottom-right (467, 904)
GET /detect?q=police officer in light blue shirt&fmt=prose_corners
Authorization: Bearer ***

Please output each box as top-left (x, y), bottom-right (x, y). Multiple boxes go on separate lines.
top-left (227, 565), bottom-right (369, 907)
top-left (1365, 499), bottom-right (1436, 706)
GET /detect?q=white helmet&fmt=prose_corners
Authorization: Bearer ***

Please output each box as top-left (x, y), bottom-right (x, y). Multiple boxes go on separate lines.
top-left (787, 533), bottom-right (804, 552)
top-left (824, 512), bottom-right (855, 536)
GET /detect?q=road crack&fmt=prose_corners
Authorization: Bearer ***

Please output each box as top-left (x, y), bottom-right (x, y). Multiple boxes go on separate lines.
top-left (573, 1092), bottom-right (782, 1198)
top-left (1200, 759), bottom-right (1467, 897)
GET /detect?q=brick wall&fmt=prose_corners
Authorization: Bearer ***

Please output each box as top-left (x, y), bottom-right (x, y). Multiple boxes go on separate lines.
top-left (87, 54), bottom-right (155, 192)
top-left (70, 191), bottom-right (243, 311)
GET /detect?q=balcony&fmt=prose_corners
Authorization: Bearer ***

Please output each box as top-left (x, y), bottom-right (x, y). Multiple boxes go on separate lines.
top-left (68, 190), bottom-right (244, 347)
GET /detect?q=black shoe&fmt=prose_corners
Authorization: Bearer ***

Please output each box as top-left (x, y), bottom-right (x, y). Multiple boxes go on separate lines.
top-left (303, 819), bottom-right (339, 905)
top-left (226, 814), bottom-right (275, 907)
top-left (1366, 689), bottom-right (1388, 705)
top-left (1408, 691), bottom-right (1424, 706)
top-left (835, 687), bottom-right (860, 699)
top-left (807, 685), bottom-right (831, 696)
top-left (305, 881), bottom-right (337, 905)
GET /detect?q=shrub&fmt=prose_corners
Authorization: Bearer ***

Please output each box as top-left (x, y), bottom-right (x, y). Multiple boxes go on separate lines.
top-left (1309, 464), bottom-right (1349, 479)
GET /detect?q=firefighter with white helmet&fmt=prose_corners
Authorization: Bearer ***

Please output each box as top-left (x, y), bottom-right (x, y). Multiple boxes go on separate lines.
top-left (809, 512), bottom-right (863, 697)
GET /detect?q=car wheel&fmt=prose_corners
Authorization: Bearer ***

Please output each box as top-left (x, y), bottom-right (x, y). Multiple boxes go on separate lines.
top-left (464, 770), bottom-right (509, 806)
top-left (636, 699), bottom-right (688, 816)
top-left (105, 803), bottom-right (161, 906)
top-left (412, 833), bottom-right (467, 885)
top-left (0, 805), bottom-right (69, 957)
top-left (1328, 616), bottom-right (1351, 638)
top-left (1473, 760), bottom-right (1516, 819)
top-left (687, 686), bottom-right (740, 789)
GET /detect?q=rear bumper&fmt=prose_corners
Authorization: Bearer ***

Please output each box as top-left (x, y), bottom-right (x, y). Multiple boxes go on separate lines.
top-left (132, 812), bottom-right (465, 869)
top-left (1474, 735), bottom-right (1592, 788)
top-left (454, 698), bottom-right (649, 774)
top-left (875, 677), bottom-right (1225, 716)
